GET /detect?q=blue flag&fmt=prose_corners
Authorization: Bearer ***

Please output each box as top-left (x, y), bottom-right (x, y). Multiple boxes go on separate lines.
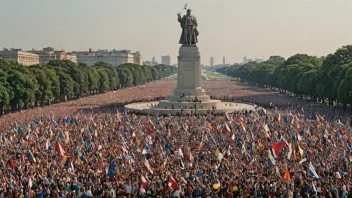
top-left (107, 163), bottom-right (116, 178)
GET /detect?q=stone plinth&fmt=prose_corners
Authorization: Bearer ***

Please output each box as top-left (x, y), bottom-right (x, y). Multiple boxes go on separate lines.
top-left (124, 45), bottom-right (255, 114)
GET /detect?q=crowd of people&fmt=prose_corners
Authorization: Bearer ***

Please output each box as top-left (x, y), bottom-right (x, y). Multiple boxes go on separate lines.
top-left (0, 80), bottom-right (351, 198)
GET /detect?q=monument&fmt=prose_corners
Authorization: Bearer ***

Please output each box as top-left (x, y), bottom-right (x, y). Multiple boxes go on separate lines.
top-left (124, 9), bottom-right (255, 114)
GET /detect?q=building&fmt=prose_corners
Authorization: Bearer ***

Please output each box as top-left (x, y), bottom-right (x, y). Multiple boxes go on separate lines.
top-left (54, 50), bottom-right (77, 63)
top-left (152, 57), bottom-right (156, 62)
top-left (29, 47), bottom-right (77, 65)
top-left (243, 55), bottom-right (247, 64)
top-left (223, 56), bottom-right (225, 65)
top-left (75, 49), bottom-right (138, 66)
top-left (0, 48), bottom-right (39, 66)
top-left (143, 60), bottom-right (158, 66)
top-left (210, 56), bottom-right (214, 66)
top-left (161, 55), bottom-right (171, 65)
top-left (247, 59), bottom-right (253, 62)
top-left (132, 52), bottom-right (142, 65)
top-left (255, 59), bottom-right (263, 63)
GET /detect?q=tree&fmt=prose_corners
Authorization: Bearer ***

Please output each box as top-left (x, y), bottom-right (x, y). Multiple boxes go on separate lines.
top-left (7, 70), bottom-right (39, 111)
top-left (265, 56), bottom-right (285, 66)
top-left (317, 45), bottom-right (352, 106)
top-left (94, 62), bottom-right (119, 90)
top-left (29, 65), bottom-right (53, 107)
top-left (97, 68), bottom-right (109, 93)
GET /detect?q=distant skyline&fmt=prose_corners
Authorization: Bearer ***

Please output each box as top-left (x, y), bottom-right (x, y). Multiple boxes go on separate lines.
top-left (1, 0), bottom-right (351, 65)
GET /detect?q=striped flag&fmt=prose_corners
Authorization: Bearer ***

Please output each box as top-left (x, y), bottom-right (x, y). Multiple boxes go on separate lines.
top-left (268, 150), bottom-right (276, 166)
top-left (55, 142), bottom-right (69, 156)
top-left (28, 150), bottom-right (36, 163)
top-left (144, 160), bottom-right (154, 174)
top-left (308, 162), bottom-right (320, 178)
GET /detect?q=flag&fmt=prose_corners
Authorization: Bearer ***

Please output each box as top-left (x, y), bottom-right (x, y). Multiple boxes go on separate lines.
top-left (28, 150), bottom-right (36, 163)
top-left (298, 144), bottom-right (306, 158)
top-left (134, 137), bottom-right (140, 145)
top-left (45, 140), bottom-right (52, 151)
top-left (224, 123), bottom-right (231, 133)
top-left (280, 136), bottom-right (289, 146)
top-left (142, 145), bottom-right (150, 155)
top-left (141, 175), bottom-right (148, 189)
top-left (294, 115), bottom-right (300, 123)
top-left (144, 160), bottom-right (154, 174)
top-left (217, 153), bottom-right (224, 161)
top-left (299, 158), bottom-right (307, 164)
top-left (107, 163), bottom-right (116, 178)
top-left (188, 152), bottom-right (194, 161)
top-left (225, 113), bottom-right (231, 121)
top-left (296, 131), bottom-right (302, 141)
top-left (8, 157), bottom-right (15, 170)
top-left (198, 141), bottom-right (203, 150)
top-left (55, 142), bottom-right (69, 156)
top-left (163, 157), bottom-right (168, 167)
top-left (227, 146), bottom-right (233, 156)
top-left (28, 178), bottom-right (33, 188)
top-left (268, 150), bottom-right (276, 166)
top-left (168, 176), bottom-right (179, 190)
top-left (263, 124), bottom-right (271, 138)
top-left (287, 143), bottom-right (292, 160)
top-left (308, 162), bottom-right (320, 178)
top-left (61, 155), bottom-right (69, 163)
top-left (278, 114), bottom-right (282, 124)
top-left (71, 162), bottom-right (75, 172)
top-left (179, 159), bottom-right (185, 169)
top-left (77, 150), bottom-right (85, 163)
top-left (146, 126), bottom-right (153, 134)
top-left (272, 142), bottom-right (285, 158)
top-left (283, 168), bottom-right (291, 182)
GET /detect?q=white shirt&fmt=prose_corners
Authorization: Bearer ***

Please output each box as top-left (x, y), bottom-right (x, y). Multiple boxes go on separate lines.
top-left (85, 190), bottom-right (93, 196)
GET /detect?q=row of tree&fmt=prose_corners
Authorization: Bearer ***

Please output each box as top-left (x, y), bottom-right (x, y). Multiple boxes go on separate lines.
top-left (216, 45), bottom-right (352, 109)
top-left (0, 59), bottom-right (177, 115)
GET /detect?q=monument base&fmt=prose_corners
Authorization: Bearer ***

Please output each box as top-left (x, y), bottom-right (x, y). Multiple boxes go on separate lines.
top-left (124, 45), bottom-right (254, 114)
top-left (124, 101), bottom-right (255, 115)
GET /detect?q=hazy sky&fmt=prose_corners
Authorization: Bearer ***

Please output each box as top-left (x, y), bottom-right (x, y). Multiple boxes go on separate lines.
top-left (1, 0), bottom-right (351, 65)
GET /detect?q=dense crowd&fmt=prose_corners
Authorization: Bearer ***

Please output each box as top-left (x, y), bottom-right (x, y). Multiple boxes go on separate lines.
top-left (0, 80), bottom-right (351, 198)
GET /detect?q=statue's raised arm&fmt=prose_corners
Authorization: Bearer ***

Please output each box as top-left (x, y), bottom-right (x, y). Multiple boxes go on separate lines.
top-left (177, 9), bottom-right (199, 45)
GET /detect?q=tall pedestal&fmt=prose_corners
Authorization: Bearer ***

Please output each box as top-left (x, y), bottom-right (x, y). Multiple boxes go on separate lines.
top-left (168, 45), bottom-right (211, 103)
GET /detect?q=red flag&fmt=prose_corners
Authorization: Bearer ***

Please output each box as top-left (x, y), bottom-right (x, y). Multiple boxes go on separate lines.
top-left (8, 157), bottom-right (14, 170)
top-left (168, 176), bottom-right (179, 190)
top-left (272, 142), bottom-right (285, 158)
top-left (278, 114), bottom-right (282, 124)
top-left (55, 142), bottom-right (69, 156)
top-left (146, 126), bottom-right (153, 134)
top-left (141, 175), bottom-right (148, 189)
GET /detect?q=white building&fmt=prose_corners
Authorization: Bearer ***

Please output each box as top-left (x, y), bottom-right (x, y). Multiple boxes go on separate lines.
top-left (75, 49), bottom-right (139, 66)
top-left (143, 60), bottom-right (158, 66)
top-left (0, 48), bottom-right (39, 66)
top-left (161, 55), bottom-right (171, 65)
top-left (29, 47), bottom-right (77, 65)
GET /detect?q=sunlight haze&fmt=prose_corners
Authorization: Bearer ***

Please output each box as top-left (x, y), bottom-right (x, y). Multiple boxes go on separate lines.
top-left (1, 0), bottom-right (351, 65)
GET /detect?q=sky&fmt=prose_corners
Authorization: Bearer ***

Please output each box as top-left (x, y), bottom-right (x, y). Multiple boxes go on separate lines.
top-left (0, 0), bottom-right (351, 65)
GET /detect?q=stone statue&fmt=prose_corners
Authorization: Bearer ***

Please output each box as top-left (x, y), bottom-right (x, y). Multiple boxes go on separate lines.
top-left (177, 9), bottom-right (199, 45)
